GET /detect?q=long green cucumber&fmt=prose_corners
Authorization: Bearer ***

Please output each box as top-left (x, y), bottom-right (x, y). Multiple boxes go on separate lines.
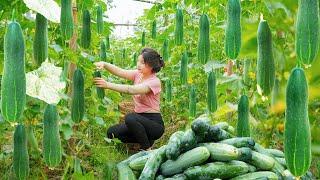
top-left (43, 104), bottom-right (62, 167)
top-left (284, 67), bottom-right (311, 176)
top-left (1, 20), bottom-right (26, 123)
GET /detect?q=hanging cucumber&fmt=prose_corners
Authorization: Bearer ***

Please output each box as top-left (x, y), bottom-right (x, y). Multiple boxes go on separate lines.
top-left (256, 19), bottom-right (275, 96)
top-left (33, 13), bottom-right (48, 66)
top-left (180, 51), bottom-right (188, 85)
top-left (71, 69), bottom-right (85, 123)
top-left (207, 71), bottom-right (217, 113)
top-left (60, 0), bottom-right (74, 40)
top-left (1, 20), bottom-right (26, 123)
top-left (43, 104), bottom-right (62, 167)
top-left (96, 5), bottom-right (104, 34)
top-left (175, 7), bottom-right (183, 45)
top-left (237, 95), bottom-right (250, 137)
top-left (285, 67), bottom-right (311, 176)
top-left (81, 9), bottom-right (91, 49)
top-left (198, 14), bottom-right (210, 64)
top-left (225, 0), bottom-right (241, 59)
top-left (295, 0), bottom-right (320, 65)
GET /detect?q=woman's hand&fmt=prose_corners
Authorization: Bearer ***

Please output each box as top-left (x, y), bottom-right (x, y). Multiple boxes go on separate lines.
top-left (93, 77), bottom-right (109, 88)
top-left (94, 61), bottom-right (107, 70)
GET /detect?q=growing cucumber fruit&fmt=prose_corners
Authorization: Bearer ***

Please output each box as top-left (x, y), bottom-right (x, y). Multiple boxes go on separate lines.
top-left (256, 19), bottom-right (275, 96)
top-left (96, 5), bottom-right (104, 34)
top-left (198, 14), bottom-right (210, 64)
top-left (43, 104), bottom-right (62, 167)
top-left (141, 31), bottom-right (146, 46)
top-left (180, 51), bottom-right (188, 85)
top-left (132, 52), bottom-right (138, 67)
top-left (93, 71), bottom-right (105, 99)
top-left (13, 124), bottom-right (29, 180)
top-left (71, 69), bottom-right (85, 123)
top-left (237, 95), bottom-right (250, 137)
top-left (162, 38), bottom-right (169, 61)
top-left (295, 0), bottom-right (320, 65)
top-left (225, 0), bottom-right (241, 59)
top-left (189, 85), bottom-right (196, 117)
top-left (100, 40), bottom-right (106, 61)
top-left (175, 7), bottom-right (183, 45)
top-left (207, 71), bottom-right (217, 113)
top-left (106, 35), bottom-right (110, 50)
top-left (81, 9), bottom-right (91, 49)
top-left (285, 67), bottom-right (311, 176)
top-left (165, 79), bottom-right (172, 102)
top-left (151, 20), bottom-right (156, 39)
top-left (60, 0), bottom-right (74, 40)
top-left (33, 13), bottom-right (48, 66)
top-left (1, 20), bottom-right (26, 123)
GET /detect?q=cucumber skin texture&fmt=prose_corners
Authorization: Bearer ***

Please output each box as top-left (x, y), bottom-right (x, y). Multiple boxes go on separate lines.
top-left (219, 137), bottom-right (255, 149)
top-left (160, 146), bottom-right (210, 176)
top-left (207, 71), bottom-right (217, 113)
top-left (175, 8), bottom-right (183, 45)
top-left (129, 154), bottom-right (150, 171)
top-left (106, 35), bottom-right (110, 50)
top-left (43, 105), bottom-right (62, 167)
top-left (117, 163), bottom-right (137, 180)
top-left (184, 160), bottom-right (249, 179)
top-left (180, 51), bottom-right (188, 85)
top-left (189, 85), bottom-right (196, 117)
top-left (13, 124), bottom-right (30, 180)
top-left (139, 146), bottom-right (167, 180)
top-left (33, 13), bottom-right (48, 66)
top-left (71, 69), bottom-right (85, 123)
top-left (1, 21), bottom-right (26, 123)
top-left (96, 5), bottom-right (104, 34)
top-left (81, 9), bottom-right (91, 49)
top-left (225, 0), bottom-right (241, 59)
top-left (94, 71), bottom-right (105, 99)
top-left (237, 95), bottom-right (250, 137)
top-left (100, 40), bottom-right (107, 61)
top-left (285, 68), bottom-right (311, 176)
top-left (201, 143), bottom-right (247, 162)
top-left (230, 171), bottom-right (278, 180)
top-left (162, 38), bottom-right (169, 61)
top-left (198, 14), bottom-right (210, 64)
top-left (256, 20), bottom-right (275, 96)
top-left (166, 131), bottom-right (184, 160)
top-left (246, 151), bottom-right (275, 170)
top-left (60, 0), bottom-right (74, 40)
top-left (295, 0), bottom-right (320, 65)
top-left (141, 31), bottom-right (146, 46)
top-left (151, 20), bottom-right (157, 39)
top-left (165, 80), bottom-right (172, 102)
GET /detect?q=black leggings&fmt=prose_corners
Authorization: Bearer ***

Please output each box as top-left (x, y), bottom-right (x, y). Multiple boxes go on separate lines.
top-left (107, 112), bottom-right (165, 149)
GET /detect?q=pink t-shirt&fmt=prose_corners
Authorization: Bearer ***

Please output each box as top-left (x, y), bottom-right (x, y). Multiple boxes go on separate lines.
top-left (132, 70), bottom-right (161, 113)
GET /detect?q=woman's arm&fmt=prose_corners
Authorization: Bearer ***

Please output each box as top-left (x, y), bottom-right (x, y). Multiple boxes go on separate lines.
top-left (95, 61), bottom-right (136, 80)
top-left (94, 78), bottom-right (150, 95)
top-left (107, 83), bottom-right (151, 95)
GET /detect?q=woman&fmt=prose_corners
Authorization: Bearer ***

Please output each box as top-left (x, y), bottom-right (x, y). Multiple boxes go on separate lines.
top-left (94, 48), bottom-right (165, 150)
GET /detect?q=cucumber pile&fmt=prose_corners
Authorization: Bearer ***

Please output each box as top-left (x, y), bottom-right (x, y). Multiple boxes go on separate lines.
top-left (117, 117), bottom-right (314, 180)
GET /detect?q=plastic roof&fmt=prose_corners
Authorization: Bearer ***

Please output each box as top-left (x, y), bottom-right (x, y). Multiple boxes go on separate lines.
top-left (106, 0), bottom-right (157, 39)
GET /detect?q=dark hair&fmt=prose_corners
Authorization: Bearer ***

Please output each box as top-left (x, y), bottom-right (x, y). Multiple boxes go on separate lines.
top-left (140, 48), bottom-right (165, 73)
